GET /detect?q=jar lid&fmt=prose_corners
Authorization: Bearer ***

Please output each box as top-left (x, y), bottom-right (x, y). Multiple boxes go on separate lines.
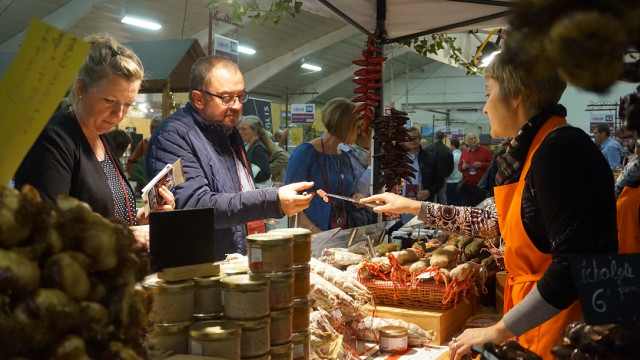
top-left (193, 312), bottom-right (223, 321)
top-left (141, 276), bottom-right (195, 293)
top-left (247, 233), bottom-right (293, 246)
top-left (270, 341), bottom-right (294, 354)
top-left (292, 263), bottom-right (310, 273)
top-left (379, 325), bottom-right (408, 337)
top-left (149, 321), bottom-right (191, 334)
top-left (270, 307), bottom-right (294, 319)
top-left (193, 275), bottom-right (222, 286)
top-left (293, 297), bottom-right (313, 308)
top-left (292, 329), bottom-right (310, 341)
top-left (189, 320), bottom-right (241, 339)
top-left (269, 228), bottom-right (311, 242)
top-left (233, 316), bottom-right (270, 329)
top-left (221, 274), bottom-right (270, 289)
top-left (260, 270), bottom-right (294, 282)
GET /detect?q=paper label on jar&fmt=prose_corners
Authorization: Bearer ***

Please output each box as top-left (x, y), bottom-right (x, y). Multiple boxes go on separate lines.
top-left (189, 339), bottom-right (203, 355)
top-left (249, 246), bottom-right (263, 270)
top-left (380, 336), bottom-right (408, 353)
top-left (293, 343), bottom-right (303, 358)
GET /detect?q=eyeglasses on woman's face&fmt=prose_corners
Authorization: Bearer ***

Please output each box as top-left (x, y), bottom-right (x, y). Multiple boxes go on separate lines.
top-left (196, 89), bottom-right (249, 106)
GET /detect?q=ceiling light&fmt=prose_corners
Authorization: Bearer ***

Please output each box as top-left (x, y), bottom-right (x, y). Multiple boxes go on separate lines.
top-left (301, 63), bottom-right (321, 72)
top-left (238, 45), bottom-right (256, 55)
top-left (121, 16), bottom-right (162, 30)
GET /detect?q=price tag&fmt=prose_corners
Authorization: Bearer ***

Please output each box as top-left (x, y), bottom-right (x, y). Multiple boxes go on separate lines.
top-left (570, 254), bottom-right (640, 325)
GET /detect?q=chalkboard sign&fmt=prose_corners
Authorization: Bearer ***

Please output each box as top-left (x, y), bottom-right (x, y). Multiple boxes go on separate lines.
top-left (570, 254), bottom-right (640, 325)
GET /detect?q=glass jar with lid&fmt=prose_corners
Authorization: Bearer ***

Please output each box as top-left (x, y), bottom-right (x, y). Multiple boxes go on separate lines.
top-left (233, 316), bottom-right (271, 358)
top-left (379, 325), bottom-right (408, 354)
top-left (221, 274), bottom-right (270, 319)
top-left (141, 275), bottom-right (195, 324)
top-left (269, 307), bottom-right (293, 346)
top-left (193, 275), bottom-right (223, 316)
top-left (292, 264), bottom-right (310, 299)
top-left (261, 270), bottom-right (294, 310)
top-left (268, 228), bottom-right (311, 265)
top-left (247, 233), bottom-right (293, 273)
top-left (189, 320), bottom-right (241, 358)
top-left (147, 321), bottom-right (191, 354)
top-left (270, 341), bottom-right (294, 360)
top-left (292, 330), bottom-right (310, 360)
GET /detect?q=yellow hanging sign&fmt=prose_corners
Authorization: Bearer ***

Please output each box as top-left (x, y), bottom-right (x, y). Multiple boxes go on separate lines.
top-left (0, 18), bottom-right (89, 185)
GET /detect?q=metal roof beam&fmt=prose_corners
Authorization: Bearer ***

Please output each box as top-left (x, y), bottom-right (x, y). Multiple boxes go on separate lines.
top-left (0, 0), bottom-right (109, 52)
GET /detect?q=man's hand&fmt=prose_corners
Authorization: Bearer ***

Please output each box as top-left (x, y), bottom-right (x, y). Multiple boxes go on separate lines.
top-left (278, 181), bottom-right (315, 216)
top-left (416, 189), bottom-right (430, 201)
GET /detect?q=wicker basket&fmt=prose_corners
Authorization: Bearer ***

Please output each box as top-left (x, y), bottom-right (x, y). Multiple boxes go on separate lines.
top-left (359, 277), bottom-right (463, 310)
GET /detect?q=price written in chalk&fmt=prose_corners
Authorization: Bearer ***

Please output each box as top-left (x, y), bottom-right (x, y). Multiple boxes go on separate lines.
top-left (571, 254), bottom-right (640, 325)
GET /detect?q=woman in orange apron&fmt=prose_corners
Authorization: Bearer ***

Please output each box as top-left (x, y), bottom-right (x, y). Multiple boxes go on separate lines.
top-left (362, 53), bottom-right (618, 360)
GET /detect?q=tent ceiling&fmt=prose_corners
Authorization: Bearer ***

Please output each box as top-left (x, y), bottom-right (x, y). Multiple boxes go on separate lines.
top-left (0, 0), bottom-right (508, 123)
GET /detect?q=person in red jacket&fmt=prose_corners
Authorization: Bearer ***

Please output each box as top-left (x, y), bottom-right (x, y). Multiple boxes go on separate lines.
top-left (457, 132), bottom-right (493, 205)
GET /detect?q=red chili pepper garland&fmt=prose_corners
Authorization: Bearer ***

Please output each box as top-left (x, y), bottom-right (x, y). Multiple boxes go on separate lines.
top-left (372, 108), bottom-right (415, 193)
top-left (351, 36), bottom-right (387, 133)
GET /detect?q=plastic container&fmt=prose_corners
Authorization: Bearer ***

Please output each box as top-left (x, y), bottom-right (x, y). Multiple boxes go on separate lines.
top-left (193, 275), bottom-right (223, 315)
top-left (189, 320), bottom-right (242, 358)
top-left (233, 316), bottom-right (271, 358)
top-left (261, 271), bottom-right (294, 310)
top-left (142, 275), bottom-right (195, 324)
top-left (270, 341), bottom-right (294, 360)
top-left (291, 297), bottom-right (312, 333)
top-left (221, 274), bottom-right (270, 320)
top-left (292, 330), bottom-right (310, 360)
top-left (247, 233), bottom-right (293, 273)
top-left (268, 228), bottom-right (312, 265)
top-left (147, 321), bottom-right (191, 354)
top-left (292, 264), bottom-right (310, 299)
top-left (269, 307), bottom-right (293, 346)
top-left (379, 326), bottom-right (408, 354)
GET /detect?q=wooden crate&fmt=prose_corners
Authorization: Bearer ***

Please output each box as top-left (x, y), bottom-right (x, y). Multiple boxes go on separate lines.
top-left (366, 298), bottom-right (476, 345)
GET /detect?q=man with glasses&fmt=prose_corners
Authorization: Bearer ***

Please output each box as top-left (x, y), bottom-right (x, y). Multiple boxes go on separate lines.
top-left (147, 55), bottom-right (314, 261)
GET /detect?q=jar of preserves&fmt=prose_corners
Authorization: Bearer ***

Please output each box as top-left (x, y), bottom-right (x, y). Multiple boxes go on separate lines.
top-left (193, 275), bottom-right (223, 315)
top-left (261, 271), bottom-right (294, 310)
top-left (142, 275), bottom-right (195, 324)
top-left (379, 326), bottom-right (408, 354)
top-left (233, 316), bottom-right (271, 358)
top-left (189, 320), bottom-right (241, 358)
top-left (247, 233), bottom-right (293, 273)
top-left (243, 353), bottom-right (271, 360)
top-left (221, 274), bottom-right (270, 320)
top-left (269, 307), bottom-right (293, 346)
top-left (192, 312), bottom-right (223, 322)
top-left (147, 321), bottom-right (191, 354)
top-left (292, 264), bottom-right (310, 299)
top-left (291, 297), bottom-right (312, 333)
top-left (292, 330), bottom-right (310, 360)
top-left (268, 228), bottom-right (311, 265)
top-left (270, 341), bottom-right (294, 360)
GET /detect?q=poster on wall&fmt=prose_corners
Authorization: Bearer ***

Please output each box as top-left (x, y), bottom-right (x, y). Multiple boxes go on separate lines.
top-left (213, 34), bottom-right (239, 66)
top-left (589, 113), bottom-right (615, 133)
top-left (291, 104), bottom-right (315, 124)
top-left (243, 98), bottom-right (272, 132)
top-left (450, 128), bottom-right (465, 141)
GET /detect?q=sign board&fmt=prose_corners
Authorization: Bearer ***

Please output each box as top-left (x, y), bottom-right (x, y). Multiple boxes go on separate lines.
top-left (0, 19), bottom-right (90, 186)
top-left (243, 98), bottom-right (272, 132)
top-left (421, 126), bottom-right (433, 137)
top-left (213, 34), bottom-right (239, 66)
top-left (450, 128), bottom-right (465, 141)
top-left (570, 254), bottom-right (640, 325)
top-left (291, 103), bottom-right (315, 124)
top-left (589, 113), bottom-right (615, 133)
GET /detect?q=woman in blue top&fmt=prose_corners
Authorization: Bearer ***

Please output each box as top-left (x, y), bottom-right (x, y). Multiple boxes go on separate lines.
top-left (285, 97), bottom-right (364, 233)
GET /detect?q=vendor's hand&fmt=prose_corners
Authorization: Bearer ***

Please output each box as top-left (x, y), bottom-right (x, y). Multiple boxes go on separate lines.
top-left (155, 185), bottom-right (175, 212)
top-left (278, 181), bottom-right (315, 216)
top-left (352, 193), bottom-right (366, 209)
top-left (448, 321), bottom-right (515, 360)
top-left (360, 192), bottom-right (421, 216)
top-left (416, 189), bottom-right (430, 201)
top-left (461, 161), bottom-right (469, 171)
top-left (473, 161), bottom-right (482, 168)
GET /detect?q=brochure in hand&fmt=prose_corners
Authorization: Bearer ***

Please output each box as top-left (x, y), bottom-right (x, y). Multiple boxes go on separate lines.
top-left (141, 158), bottom-right (185, 215)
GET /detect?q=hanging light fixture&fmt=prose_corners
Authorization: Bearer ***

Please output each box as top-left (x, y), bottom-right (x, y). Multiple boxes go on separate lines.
top-left (121, 16), bottom-right (162, 30)
top-left (472, 29), bottom-right (503, 67)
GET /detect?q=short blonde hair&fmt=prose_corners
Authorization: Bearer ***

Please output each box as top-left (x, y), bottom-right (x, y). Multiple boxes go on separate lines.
top-left (321, 98), bottom-right (357, 141)
top-left (484, 53), bottom-right (566, 112)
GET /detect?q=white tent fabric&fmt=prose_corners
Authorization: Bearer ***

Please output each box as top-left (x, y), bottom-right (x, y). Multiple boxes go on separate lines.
top-left (304, 0), bottom-right (513, 42)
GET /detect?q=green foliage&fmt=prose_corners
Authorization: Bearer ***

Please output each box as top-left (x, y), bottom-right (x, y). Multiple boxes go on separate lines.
top-left (399, 34), bottom-right (480, 75)
top-left (206, 0), bottom-right (303, 25)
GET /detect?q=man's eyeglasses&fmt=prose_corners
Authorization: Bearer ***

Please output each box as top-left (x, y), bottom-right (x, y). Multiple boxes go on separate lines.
top-left (196, 89), bottom-right (249, 106)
